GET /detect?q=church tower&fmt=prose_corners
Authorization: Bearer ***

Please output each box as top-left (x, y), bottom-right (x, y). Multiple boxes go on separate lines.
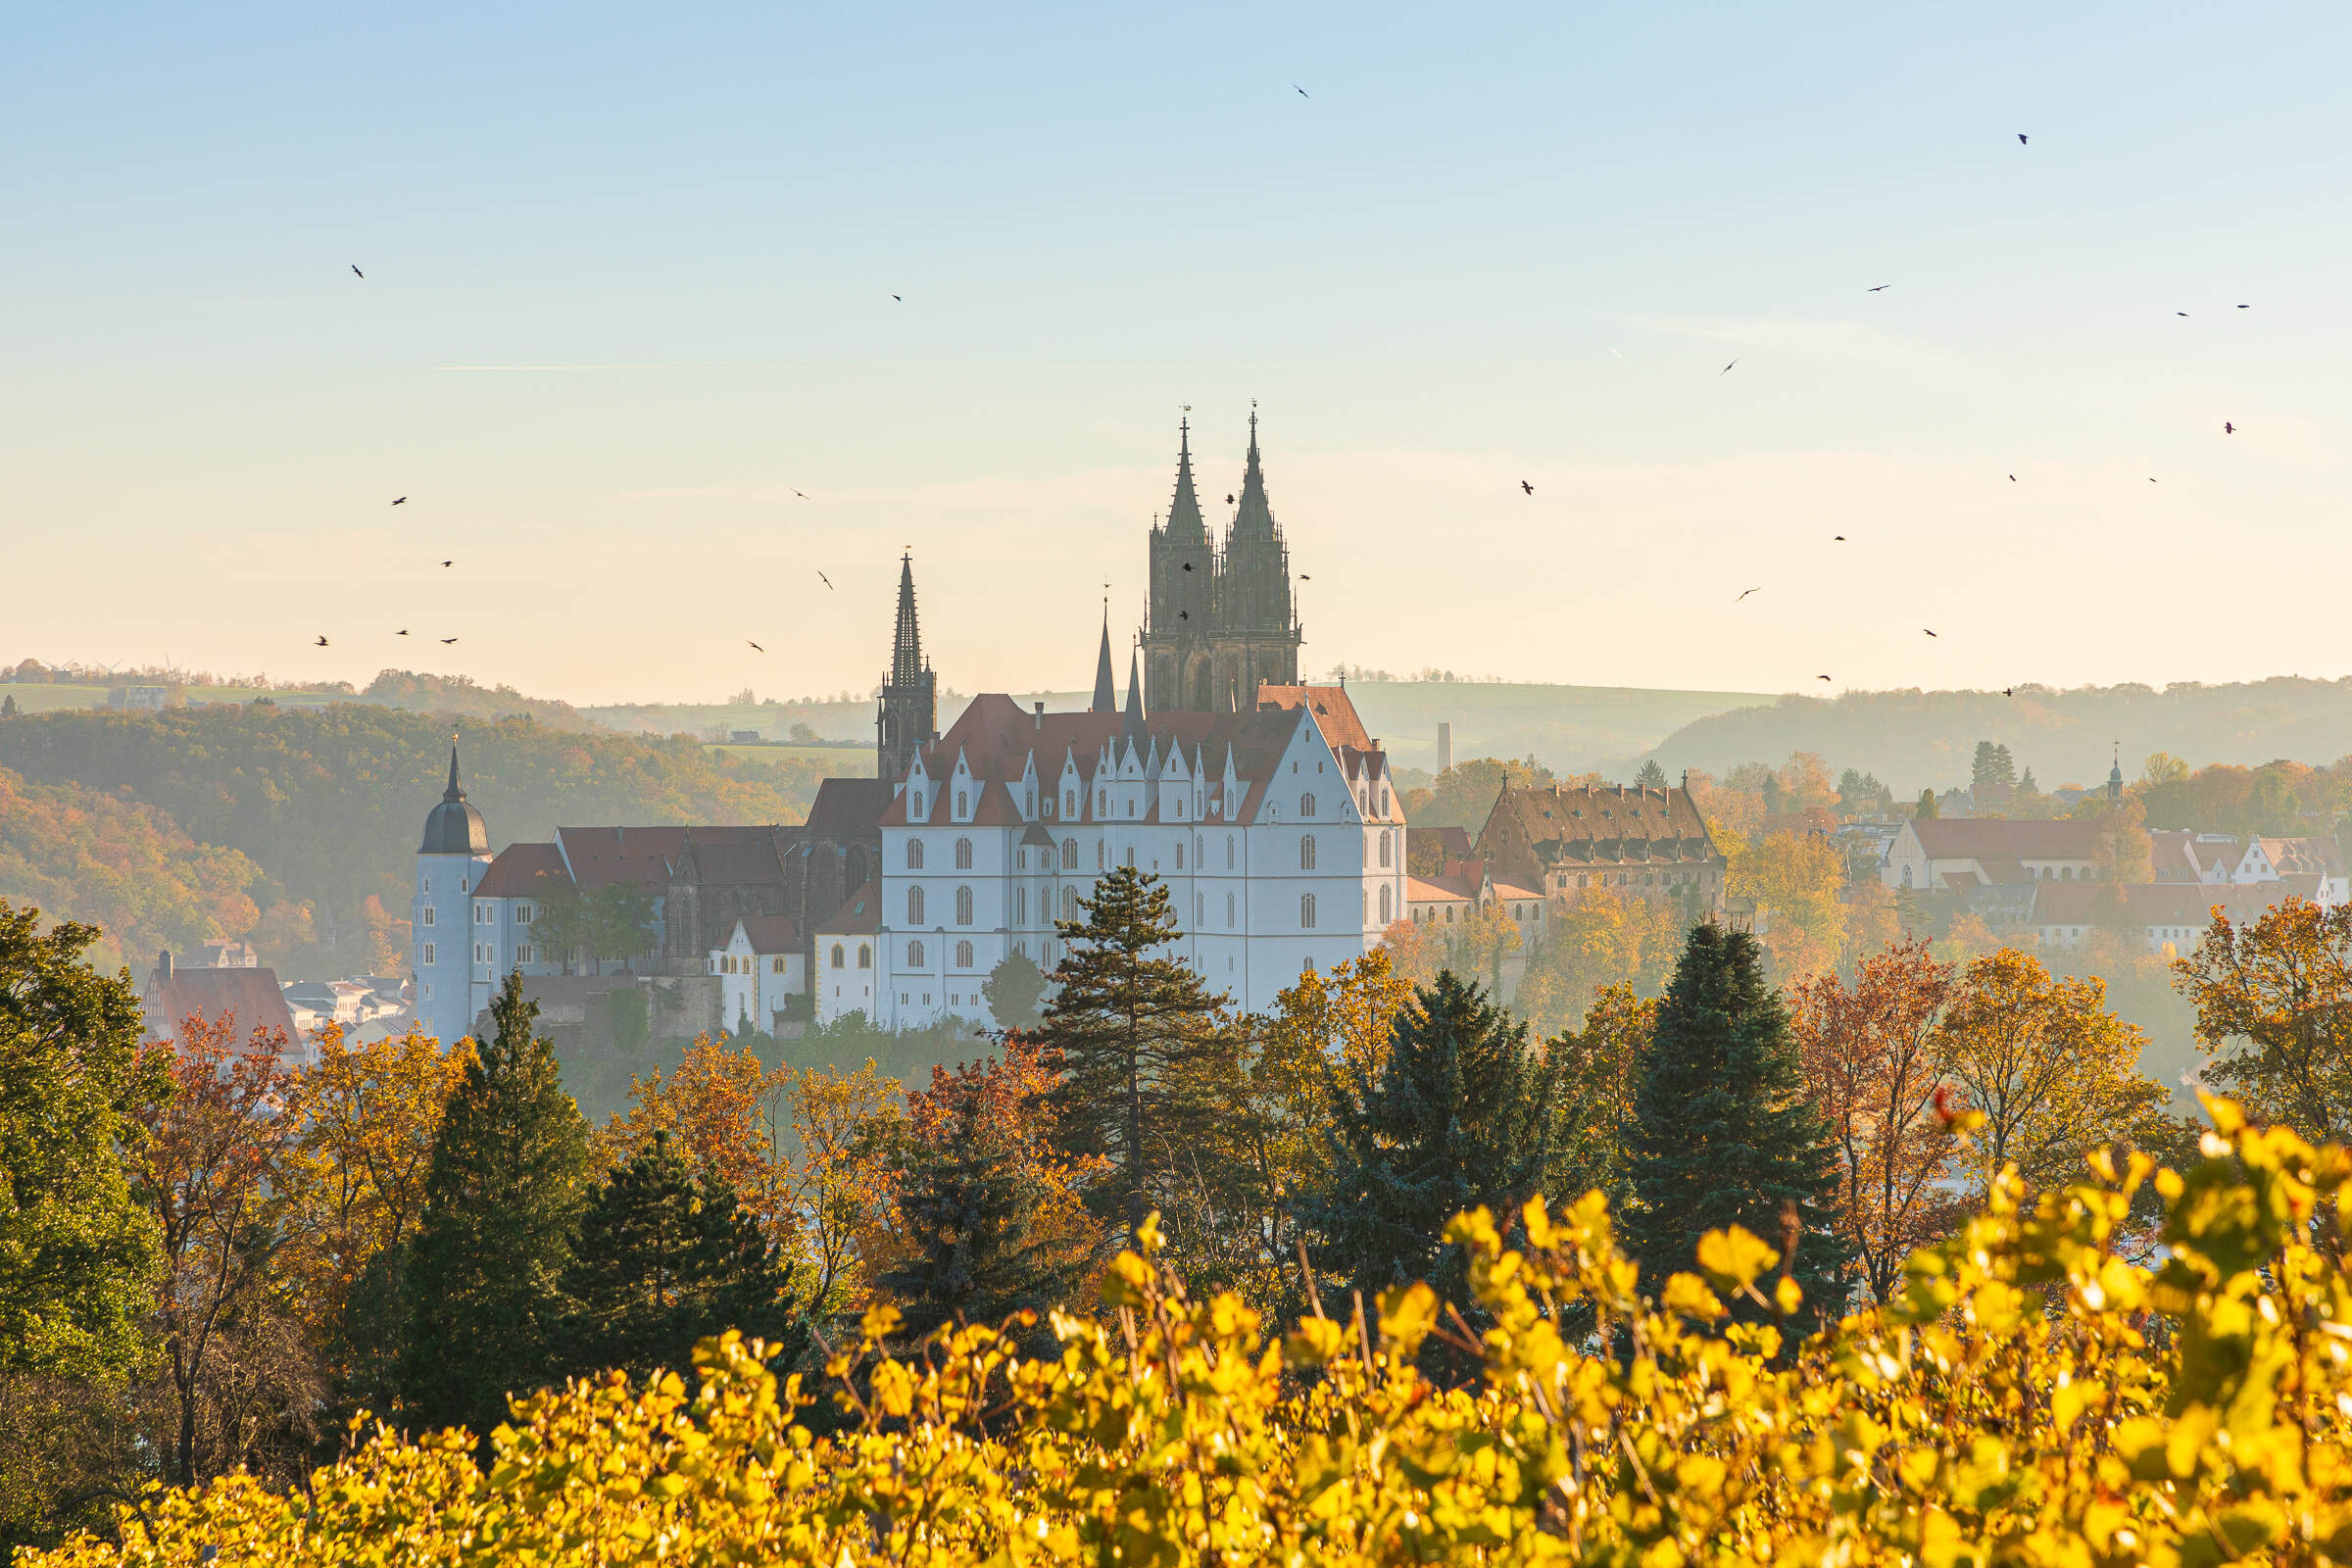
top-left (414, 739), bottom-right (491, 1052)
top-left (875, 553), bottom-right (937, 785)
top-left (1141, 416), bottom-right (1217, 710)
top-left (1210, 409), bottom-right (1302, 709)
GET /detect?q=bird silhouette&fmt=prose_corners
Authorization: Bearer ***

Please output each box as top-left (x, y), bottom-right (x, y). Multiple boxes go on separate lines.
top-left (314, 635), bottom-right (329, 647)
top-left (1179, 611), bottom-right (1189, 620)
top-left (2225, 421), bottom-right (2236, 434)
top-left (1924, 629), bottom-right (1938, 637)
top-left (1521, 480), bottom-right (1534, 495)
top-left (1721, 359), bottom-right (1739, 375)
top-left (2009, 474), bottom-right (2018, 482)
top-left (1867, 284), bottom-right (1889, 292)
top-left (2149, 477), bottom-right (2159, 483)
top-left (1737, 587), bottom-right (1761, 602)
top-left (1834, 534), bottom-right (1846, 541)
top-left (2003, 687), bottom-right (2016, 698)
top-left (391, 496), bottom-right (406, 506)
top-left (1226, 493), bottom-right (1235, 505)
top-left (2239, 304), bottom-right (2251, 309)
top-left (1300, 574), bottom-right (1312, 581)
top-left (396, 629), bottom-right (410, 637)
top-left (792, 489), bottom-right (809, 500)
top-left (439, 560), bottom-right (453, 567)
top-left (2017, 132), bottom-right (2029, 145)
top-left (748, 641), bottom-right (764, 653)
top-left (891, 294), bottom-right (901, 301)
top-left (1817, 675), bottom-right (1832, 682)
top-left (2177, 312), bottom-right (2189, 318)
top-left (1295, 84), bottom-right (1308, 97)
top-left (352, 265), bottom-right (364, 279)
top-left (817, 571), bottom-right (835, 591)
top-left (1181, 562), bottom-right (1194, 572)
top-left (439, 637), bottom-right (459, 645)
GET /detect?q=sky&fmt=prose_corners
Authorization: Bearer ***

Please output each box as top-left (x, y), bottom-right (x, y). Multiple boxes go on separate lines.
top-left (5, 2), bottom-right (2350, 707)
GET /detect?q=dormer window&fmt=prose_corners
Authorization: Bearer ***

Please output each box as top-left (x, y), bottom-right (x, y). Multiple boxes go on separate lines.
top-left (1064, 790), bottom-right (1076, 817)
top-left (910, 791), bottom-right (925, 818)
top-left (956, 790), bottom-right (968, 817)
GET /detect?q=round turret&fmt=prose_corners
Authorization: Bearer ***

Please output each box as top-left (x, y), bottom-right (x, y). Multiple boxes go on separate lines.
top-left (421, 746), bottom-right (488, 854)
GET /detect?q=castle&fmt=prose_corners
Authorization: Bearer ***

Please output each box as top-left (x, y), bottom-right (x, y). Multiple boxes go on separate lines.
top-left (414, 412), bottom-right (1398, 1044)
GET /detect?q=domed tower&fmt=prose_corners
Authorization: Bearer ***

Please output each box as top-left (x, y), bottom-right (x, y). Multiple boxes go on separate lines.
top-left (414, 740), bottom-right (491, 1050)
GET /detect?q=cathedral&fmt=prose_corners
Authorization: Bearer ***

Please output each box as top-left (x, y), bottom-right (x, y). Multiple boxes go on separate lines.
top-left (1138, 411), bottom-right (1304, 713)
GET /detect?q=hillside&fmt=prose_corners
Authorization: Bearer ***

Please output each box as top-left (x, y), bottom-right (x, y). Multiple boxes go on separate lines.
top-left (1643, 677), bottom-right (2352, 795)
top-left (0, 705), bottom-right (835, 981)
top-left (0, 669), bottom-right (589, 728)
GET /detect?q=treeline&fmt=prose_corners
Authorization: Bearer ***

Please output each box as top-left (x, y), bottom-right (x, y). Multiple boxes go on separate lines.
top-left (1646, 675), bottom-right (2352, 793)
top-left (20, 862), bottom-right (2340, 1552)
top-left (0, 704), bottom-right (832, 980)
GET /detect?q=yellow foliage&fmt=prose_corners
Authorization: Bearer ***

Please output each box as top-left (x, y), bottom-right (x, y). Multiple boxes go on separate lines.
top-left (43, 1102), bottom-right (2352, 1568)
top-left (1726, 829), bottom-right (1847, 982)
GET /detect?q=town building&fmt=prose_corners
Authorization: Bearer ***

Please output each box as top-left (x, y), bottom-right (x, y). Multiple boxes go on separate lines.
top-left (1402, 858), bottom-right (1546, 937)
top-left (412, 748), bottom-right (494, 1050)
top-left (812, 881), bottom-right (881, 1025)
top-left (1139, 413), bottom-right (1304, 713)
top-left (1878, 816), bottom-right (2104, 893)
top-left (143, 949), bottom-right (307, 1067)
top-left (2028, 877), bottom-right (2337, 955)
top-left (1471, 782), bottom-right (1727, 911)
top-left (708, 915), bottom-right (804, 1034)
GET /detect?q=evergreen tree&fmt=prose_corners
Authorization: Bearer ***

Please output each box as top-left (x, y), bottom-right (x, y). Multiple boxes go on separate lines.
top-left (1622, 922), bottom-right (1854, 1323)
top-left (400, 972), bottom-right (590, 1439)
top-left (1299, 971), bottom-right (1569, 1306)
top-left (878, 1081), bottom-right (1071, 1341)
top-left (982, 948), bottom-right (1047, 1032)
top-left (1633, 760), bottom-right (1668, 790)
top-left (1916, 788), bottom-right (1938, 819)
top-left (1040, 866), bottom-right (1239, 1246)
top-left (553, 1132), bottom-right (802, 1384)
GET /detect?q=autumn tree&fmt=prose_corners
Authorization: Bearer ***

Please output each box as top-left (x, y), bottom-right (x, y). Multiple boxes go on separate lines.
top-left (1790, 941), bottom-right (1961, 1303)
top-left (1934, 948), bottom-right (2169, 1195)
top-left (1301, 972), bottom-right (1568, 1308)
top-left (1040, 867), bottom-right (1240, 1249)
top-left (601, 1034), bottom-right (791, 1239)
top-left (134, 1011), bottom-right (318, 1488)
top-left (400, 973), bottom-right (591, 1441)
top-left (553, 1133), bottom-right (804, 1385)
top-left (1623, 922), bottom-right (1855, 1320)
top-left (1377, 916), bottom-right (1449, 986)
top-left (2173, 897), bottom-right (2352, 1142)
top-left (785, 1061), bottom-right (906, 1308)
top-left (2087, 795), bottom-right (2153, 885)
top-left (1512, 887), bottom-right (1683, 1039)
top-left (1727, 829), bottom-right (1848, 982)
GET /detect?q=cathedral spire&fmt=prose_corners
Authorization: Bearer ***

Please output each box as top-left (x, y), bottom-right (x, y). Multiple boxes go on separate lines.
top-left (1123, 647), bottom-right (1146, 744)
top-left (1091, 607), bottom-right (1117, 713)
top-left (443, 736), bottom-right (464, 802)
top-left (890, 551), bottom-right (924, 686)
top-left (1164, 413), bottom-right (1207, 545)
top-left (1230, 405), bottom-right (1277, 540)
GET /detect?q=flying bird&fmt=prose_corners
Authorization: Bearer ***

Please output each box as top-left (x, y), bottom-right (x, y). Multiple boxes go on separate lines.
top-left (1295, 84), bottom-right (1308, 97)
top-left (2177, 312), bottom-right (2189, 318)
top-left (1521, 479), bottom-right (1534, 495)
top-left (2017, 132), bottom-right (2029, 145)
top-left (2239, 304), bottom-right (2251, 309)
top-left (1924, 628), bottom-right (1939, 637)
top-left (792, 489), bottom-right (809, 500)
top-left (2149, 476), bottom-right (2159, 482)
top-left (352, 265), bottom-right (364, 279)
top-left (391, 496), bottom-right (406, 506)
top-left (2003, 687), bottom-right (2016, 698)
top-left (891, 294), bottom-right (901, 301)
top-left (1867, 284), bottom-right (1890, 292)
top-left (748, 641), bottom-right (764, 653)
top-left (2009, 474), bottom-right (2017, 482)
top-left (817, 571), bottom-right (835, 590)
top-left (396, 629), bottom-right (410, 637)
top-left (2225, 421), bottom-right (2236, 434)
top-left (1833, 534), bottom-right (1845, 541)
top-left (1736, 587), bottom-right (1761, 602)
top-left (439, 637), bottom-right (458, 645)
top-left (1817, 675), bottom-right (1833, 682)
top-left (1226, 493), bottom-right (1235, 505)
top-left (1720, 359), bottom-right (1739, 375)
top-left (1179, 611), bottom-right (1189, 620)
top-left (1182, 562), bottom-right (1194, 571)
top-left (314, 635), bottom-right (329, 647)
top-left (1300, 574), bottom-right (1312, 581)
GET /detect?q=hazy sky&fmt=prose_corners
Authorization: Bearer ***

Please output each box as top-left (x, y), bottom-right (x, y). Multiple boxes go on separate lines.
top-left (6, 3), bottom-right (2349, 706)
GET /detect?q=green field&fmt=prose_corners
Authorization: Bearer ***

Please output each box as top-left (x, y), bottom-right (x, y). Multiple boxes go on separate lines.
top-left (706, 743), bottom-right (874, 773)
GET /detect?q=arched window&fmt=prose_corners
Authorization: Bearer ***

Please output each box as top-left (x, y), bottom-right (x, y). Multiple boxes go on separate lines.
top-left (1299, 834), bottom-right (1317, 871)
top-left (1226, 891), bottom-right (1235, 927)
top-left (1124, 847), bottom-right (1136, 867)
top-left (1097, 842), bottom-right (1106, 870)
top-left (1379, 885), bottom-right (1394, 922)
top-left (907, 886), bottom-right (925, 923)
top-left (955, 838), bottom-right (973, 869)
top-left (1175, 840), bottom-right (1185, 869)
top-left (956, 790), bottom-right (968, 816)
top-left (1197, 893), bottom-right (1204, 926)
top-left (906, 839), bottom-right (924, 869)
top-left (1300, 892), bottom-right (1318, 929)
top-left (1064, 790), bottom-right (1075, 817)
top-left (1300, 794), bottom-right (1316, 817)
top-left (1061, 838), bottom-right (1077, 869)
top-left (908, 940), bottom-right (925, 967)
top-left (857, 944), bottom-right (871, 969)
top-left (1062, 887), bottom-right (1079, 920)
top-left (1226, 835), bottom-right (1236, 869)
top-left (1378, 833), bottom-right (1392, 868)
top-left (1380, 787), bottom-right (1389, 815)
top-left (955, 885), bottom-right (974, 925)
top-left (909, 791), bottom-right (924, 818)
top-left (1014, 886), bottom-right (1027, 924)
top-left (831, 943), bottom-right (845, 968)
top-left (955, 940), bottom-right (973, 968)
top-left (1098, 790), bottom-right (1107, 816)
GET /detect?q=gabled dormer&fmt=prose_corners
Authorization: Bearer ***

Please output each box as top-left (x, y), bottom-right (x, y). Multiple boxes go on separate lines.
top-left (1018, 751), bottom-right (1040, 819)
top-left (905, 755), bottom-right (934, 821)
top-left (949, 747), bottom-right (974, 822)
top-left (1055, 750), bottom-right (1084, 823)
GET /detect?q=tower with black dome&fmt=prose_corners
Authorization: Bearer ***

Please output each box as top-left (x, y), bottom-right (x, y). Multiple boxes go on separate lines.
top-left (413, 740), bottom-right (492, 1049)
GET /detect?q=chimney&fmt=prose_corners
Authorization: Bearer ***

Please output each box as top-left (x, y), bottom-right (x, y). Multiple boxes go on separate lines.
top-left (158, 950), bottom-right (172, 978)
top-left (1034, 702), bottom-right (1045, 730)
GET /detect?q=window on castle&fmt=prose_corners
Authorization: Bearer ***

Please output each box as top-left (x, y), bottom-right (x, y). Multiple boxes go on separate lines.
top-left (1226, 892), bottom-right (1235, 927)
top-left (1380, 787), bottom-right (1390, 815)
top-left (1063, 887), bottom-right (1079, 920)
top-left (1300, 795), bottom-right (1316, 818)
top-left (1065, 790), bottom-right (1075, 817)
top-left (1300, 893), bottom-right (1317, 929)
top-left (1299, 835), bottom-right (1317, 871)
top-left (909, 792), bottom-right (923, 817)
top-left (906, 840), bottom-right (924, 870)
top-left (422, 906), bottom-right (435, 927)
top-left (1379, 885), bottom-right (1393, 923)
top-left (1175, 841), bottom-right (1184, 869)
top-left (772, 956), bottom-right (786, 973)
top-left (1097, 842), bottom-right (1106, 870)
top-left (1098, 791), bottom-right (1107, 815)
top-left (858, 944), bottom-right (871, 968)
top-left (955, 885), bottom-right (974, 925)
top-left (956, 790), bottom-right (967, 816)
top-left (1124, 847), bottom-right (1135, 868)
top-left (1378, 834), bottom-right (1392, 868)
top-left (907, 886), bottom-right (925, 923)
top-left (832, 944), bottom-right (846, 968)
top-left (517, 904), bottom-right (534, 924)
top-left (1015, 887), bottom-right (1026, 924)
top-left (1196, 893), bottom-right (1204, 926)
top-left (908, 940), bottom-right (925, 967)
top-left (956, 838), bottom-right (973, 869)
top-left (422, 943), bottom-right (435, 965)
top-left (1226, 835), bottom-right (1236, 869)
top-left (1061, 838), bottom-right (1077, 869)
top-left (955, 940), bottom-right (973, 969)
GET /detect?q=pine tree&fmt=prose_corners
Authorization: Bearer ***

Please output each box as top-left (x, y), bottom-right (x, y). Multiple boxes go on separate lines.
top-left (1916, 789), bottom-right (1938, 819)
top-left (878, 1083), bottom-right (1071, 1341)
top-left (400, 972), bottom-right (590, 1439)
top-left (1299, 971), bottom-right (1568, 1306)
top-left (1633, 760), bottom-right (1668, 790)
top-left (982, 948), bottom-right (1047, 1031)
top-left (1040, 866), bottom-right (1239, 1247)
top-left (1622, 922), bottom-right (1854, 1323)
top-left (553, 1132), bottom-right (802, 1384)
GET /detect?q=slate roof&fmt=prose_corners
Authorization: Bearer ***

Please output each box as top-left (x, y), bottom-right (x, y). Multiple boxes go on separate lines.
top-left (730, 914), bottom-right (801, 953)
top-left (816, 881), bottom-right (882, 936)
top-left (803, 777), bottom-right (894, 838)
top-left (1910, 817), bottom-right (2099, 859)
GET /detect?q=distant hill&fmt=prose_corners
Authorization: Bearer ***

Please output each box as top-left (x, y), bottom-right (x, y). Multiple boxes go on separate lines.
top-left (1642, 678), bottom-right (2352, 793)
top-left (0, 705), bottom-right (835, 982)
top-left (0, 669), bottom-right (589, 728)
top-left (1337, 681), bottom-right (1776, 774)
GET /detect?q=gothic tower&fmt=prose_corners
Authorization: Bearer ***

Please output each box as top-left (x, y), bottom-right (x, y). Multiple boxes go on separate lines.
top-left (1141, 416), bottom-right (1218, 710)
top-left (875, 553), bottom-right (937, 783)
top-left (1210, 409), bottom-right (1302, 709)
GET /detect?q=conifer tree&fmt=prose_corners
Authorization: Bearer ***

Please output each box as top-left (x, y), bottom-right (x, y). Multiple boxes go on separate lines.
top-left (553, 1132), bottom-right (802, 1384)
top-left (1622, 922), bottom-right (1855, 1321)
top-left (400, 972), bottom-right (590, 1439)
top-left (879, 1084), bottom-right (1070, 1341)
top-left (1299, 971), bottom-right (1569, 1306)
top-left (1040, 866), bottom-right (1239, 1246)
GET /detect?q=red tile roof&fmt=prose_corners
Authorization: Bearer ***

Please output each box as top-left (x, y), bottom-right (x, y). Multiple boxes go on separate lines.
top-left (555, 825), bottom-right (691, 891)
top-left (1911, 817), bottom-right (2099, 859)
top-left (2031, 876), bottom-right (2328, 929)
top-left (141, 958), bottom-right (301, 1053)
top-left (804, 778), bottom-right (893, 838)
top-left (472, 841), bottom-right (569, 898)
top-left (1252, 684), bottom-right (1376, 752)
top-left (816, 880), bottom-right (882, 935)
top-left (730, 914), bottom-right (801, 953)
